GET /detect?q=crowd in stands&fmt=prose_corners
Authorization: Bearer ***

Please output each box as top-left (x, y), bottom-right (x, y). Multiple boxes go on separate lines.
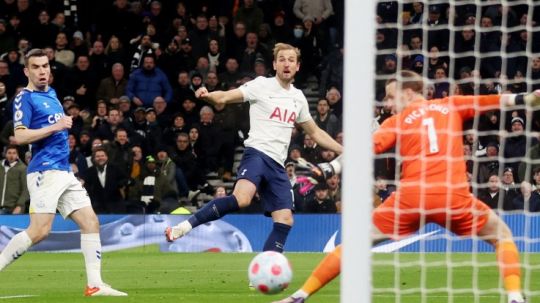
top-left (375, 2), bottom-right (540, 212)
top-left (0, 0), bottom-right (345, 214)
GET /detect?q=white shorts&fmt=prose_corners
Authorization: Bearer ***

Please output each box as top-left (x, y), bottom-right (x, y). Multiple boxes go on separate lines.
top-left (27, 170), bottom-right (91, 218)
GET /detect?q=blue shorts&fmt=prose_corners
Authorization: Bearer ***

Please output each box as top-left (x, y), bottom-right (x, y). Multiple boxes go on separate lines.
top-left (236, 147), bottom-right (294, 216)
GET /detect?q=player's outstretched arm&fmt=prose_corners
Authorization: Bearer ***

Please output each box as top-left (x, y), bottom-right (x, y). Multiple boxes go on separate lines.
top-left (14, 116), bottom-right (72, 145)
top-left (195, 87), bottom-right (244, 105)
top-left (299, 120), bottom-right (343, 155)
top-left (500, 90), bottom-right (540, 107)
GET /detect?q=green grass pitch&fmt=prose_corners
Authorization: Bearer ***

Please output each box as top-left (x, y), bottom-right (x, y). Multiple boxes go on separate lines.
top-left (0, 247), bottom-right (538, 302)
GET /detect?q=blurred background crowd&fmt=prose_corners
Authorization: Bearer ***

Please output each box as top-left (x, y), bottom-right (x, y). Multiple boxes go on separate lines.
top-left (0, 0), bottom-right (345, 215)
top-left (374, 1), bottom-right (540, 212)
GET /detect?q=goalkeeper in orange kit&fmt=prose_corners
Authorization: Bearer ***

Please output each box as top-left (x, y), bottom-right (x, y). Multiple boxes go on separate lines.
top-left (274, 70), bottom-right (535, 303)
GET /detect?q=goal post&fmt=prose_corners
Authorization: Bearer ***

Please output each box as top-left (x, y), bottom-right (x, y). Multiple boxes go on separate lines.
top-left (341, 0), bottom-right (376, 303)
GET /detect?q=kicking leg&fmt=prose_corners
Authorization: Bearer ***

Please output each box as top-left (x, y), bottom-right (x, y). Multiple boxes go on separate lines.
top-left (0, 213), bottom-right (54, 270)
top-left (273, 245), bottom-right (342, 303)
top-left (477, 210), bottom-right (524, 303)
top-left (166, 179), bottom-right (256, 241)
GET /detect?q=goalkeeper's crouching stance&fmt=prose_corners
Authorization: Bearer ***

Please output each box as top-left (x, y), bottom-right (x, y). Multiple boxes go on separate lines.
top-left (275, 72), bottom-right (540, 302)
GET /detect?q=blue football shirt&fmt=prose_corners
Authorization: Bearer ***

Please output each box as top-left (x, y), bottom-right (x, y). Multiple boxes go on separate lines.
top-left (13, 88), bottom-right (70, 173)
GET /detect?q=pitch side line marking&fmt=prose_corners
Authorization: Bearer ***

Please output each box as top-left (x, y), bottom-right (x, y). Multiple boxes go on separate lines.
top-left (0, 295), bottom-right (38, 299)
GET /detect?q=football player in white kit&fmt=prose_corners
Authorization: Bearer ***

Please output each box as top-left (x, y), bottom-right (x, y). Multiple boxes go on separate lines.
top-left (0, 49), bottom-right (126, 296)
top-left (166, 43), bottom-right (343, 254)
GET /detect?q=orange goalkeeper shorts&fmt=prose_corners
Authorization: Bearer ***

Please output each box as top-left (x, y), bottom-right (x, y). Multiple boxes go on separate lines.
top-left (372, 191), bottom-right (491, 238)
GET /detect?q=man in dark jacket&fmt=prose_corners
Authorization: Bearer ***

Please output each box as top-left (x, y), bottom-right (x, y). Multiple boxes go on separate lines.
top-left (84, 147), bottom-right (128, 214)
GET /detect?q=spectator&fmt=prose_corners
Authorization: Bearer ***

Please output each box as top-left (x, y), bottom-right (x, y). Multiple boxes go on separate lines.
top-left (162, 113), bottom-right (189, 148)
top-left (178, 38), bottom-right (196, 72)
top-left (95, 63), bottom-right (127, 103)
top-left (235, 0), bottom-right (264, 33)
top-left (0, 145), bottom-right (29, 214)
top-left (126, 54), bottom-right (173, 107)
top-left (0, 19), bottom-right (15, 55)
top-left (212, 102), bottom-right (237, 181)
top-left (157, 38), bottom-right (182, 83)
top-left (374, 176), bottom-right (395, 203)
top-left (258, 23), bottom-right (275, 55)
top-left (68, 133), bottom-right (87, 177)
top-left (326, 174), bottom-right (341, 208)
top-left (195, 105), bottom-right (222, 174)
top-left (67, 103), bottom-right (84, 137)
top-left (502, 166), bottom-right (520, 204)
top-left (105, 128), bottom-right (132, 173)
top-left (478, 174), bottom-right (512, 210)
top-left (43, 46), bottom-right (67, 89)
top-left (239, 32), bottom-right (270, 73)
top-left (272, 11), bottom-right (293, 44)
top-left (207, 39), bottom-right (224, 74)
top-left (63, 55), bottom-right (98, 110)
top-left (205, 71), bottom-right (221, 92)
top-left (227, 21), bottom-right (248, 61)
top-left (189, 14), bottom-right (211, 60)
top-left (218, 57), bottom-right (241, 89)
top-left (124, 145), bottom-right (146, 212)
top-left (89, 40), bottom-right (108, 80)
top-left (305, 183), bottom-right (336, 213)
top-left (302, 134), bottom-right (321, 164)
top-left (180, 97), bottom-right (200, 129)
top-left (477, 141), bottom-right (500, 185)
top-left (155, 146), bottom-right (181, 213)
top-left (32, 10), bottom-right (58, 49)
top-left (153, 96), bottom-right (173, 129)
top-left (293, 0), bottom-right (333, 30)
top-left (70, 31), bottom-right (89, 58)
top-left (319, 46), bottom-right (343, 96)
top-left (169, 132), bottom-right (206, 192)
top-left (519, 134), bottom-right (540, 183)
top-left (83, 147), bottom-right (128, 214)
top-left (129, 34), bottom-right (157, 72)
top-left (104, 35), bottom-right (127, 70)
top-left (54, 32), bottom-right (74, 68)
top-left (314, 98), bottom-right (339, 138)
top-left (503, 117), bottom-right (532, 180)
top-left (325, 86), bottom-right (343, 120)
top-left (512, 181), bottom-right (540, 212)
top-left (95, 108), bottom-right (131, 141)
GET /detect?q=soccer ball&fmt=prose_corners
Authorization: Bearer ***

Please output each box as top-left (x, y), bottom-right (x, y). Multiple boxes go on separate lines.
top-left (248, 251), bottom-right (293, 295)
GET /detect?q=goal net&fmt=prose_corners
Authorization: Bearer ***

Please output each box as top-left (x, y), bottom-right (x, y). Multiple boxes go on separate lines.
top-left (369, 1), bottom-right (540, 302)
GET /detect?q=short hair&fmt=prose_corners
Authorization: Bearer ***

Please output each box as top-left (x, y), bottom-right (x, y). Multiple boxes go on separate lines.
top-left (24, 48), bottom-right (47, 67)
top-left (200, 105), bottom-right (214, 116)
top-left (5, 145), bottom-right (18, 153)
top-left (273, 43), bottom-right (301, 62)
top-left (386, 70), bottom-right (424, 94)
top-left (92, 146), bottom-right (108, 158)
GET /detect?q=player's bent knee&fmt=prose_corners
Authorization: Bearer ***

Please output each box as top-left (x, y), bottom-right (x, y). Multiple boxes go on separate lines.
top-left (232, 193), bottom-right (251, 208)
top-left (79, 216), bottom-right (100, 233)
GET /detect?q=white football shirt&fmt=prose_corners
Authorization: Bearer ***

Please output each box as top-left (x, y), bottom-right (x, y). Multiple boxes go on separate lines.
top-left (239, 76), bottom-right (312, 166)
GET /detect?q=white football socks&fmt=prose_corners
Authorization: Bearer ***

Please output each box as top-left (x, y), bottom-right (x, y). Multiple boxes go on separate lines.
top-left (0, 231), bottom-right (32, 271)
top-left (81, 233), bottom-right (104, 287)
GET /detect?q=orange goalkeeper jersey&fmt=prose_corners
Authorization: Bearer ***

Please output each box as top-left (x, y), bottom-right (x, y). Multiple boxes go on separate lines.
top-left (373, 95), bottom-right (501, 194)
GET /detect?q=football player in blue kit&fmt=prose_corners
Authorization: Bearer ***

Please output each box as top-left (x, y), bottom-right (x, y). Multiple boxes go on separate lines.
top-left (0, 49), bottom-right (126, 297)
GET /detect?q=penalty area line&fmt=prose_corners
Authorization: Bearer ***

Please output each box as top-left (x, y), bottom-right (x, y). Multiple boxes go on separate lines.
top-left (0, 295), bottom-right (38, 299)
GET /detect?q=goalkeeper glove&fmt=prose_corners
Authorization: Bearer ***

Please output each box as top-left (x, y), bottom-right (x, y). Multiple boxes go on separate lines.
top-left (313, 162), bottom-right (335, 181)
top-left (296, 158), bottom-right (335, 182)
top-left (519, 90), bottom-right (540, 107)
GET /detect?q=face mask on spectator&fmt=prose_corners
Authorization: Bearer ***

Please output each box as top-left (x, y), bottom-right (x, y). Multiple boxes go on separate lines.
top-left (293, 29), bottom-right (304, 38)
